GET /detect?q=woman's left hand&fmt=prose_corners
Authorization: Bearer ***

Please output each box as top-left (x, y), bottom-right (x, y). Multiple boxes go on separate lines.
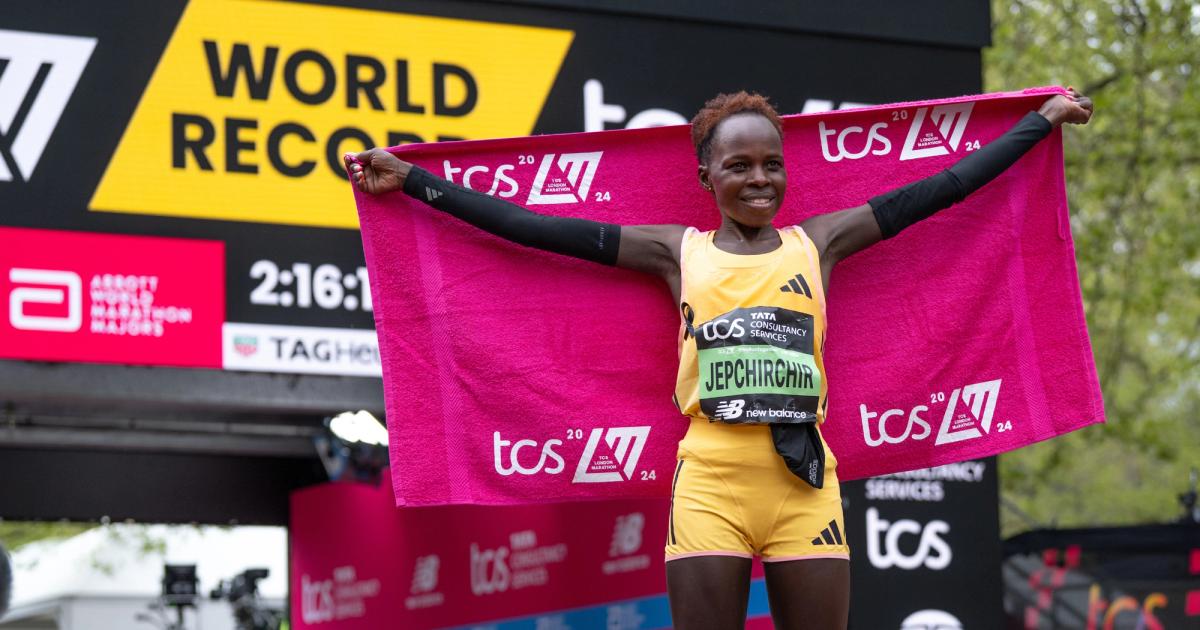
top-left (1038, 87), bottom-right (1094, 127)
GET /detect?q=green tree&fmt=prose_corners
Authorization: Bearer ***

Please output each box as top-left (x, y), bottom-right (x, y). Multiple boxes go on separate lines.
top-left (987, 0), bottom-right (1200, 534)
top-left (0, 521), bottom-right (92, 552)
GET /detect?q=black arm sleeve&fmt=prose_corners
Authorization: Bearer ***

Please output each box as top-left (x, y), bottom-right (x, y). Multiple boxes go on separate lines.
top-left (402, 165), bottom-right (622, 265)
top-left (869, 111), bottom-right (1053, 239)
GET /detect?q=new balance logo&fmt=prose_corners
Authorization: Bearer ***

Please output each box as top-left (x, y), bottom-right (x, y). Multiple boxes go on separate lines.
top-left (0, 30), bottom-right (97, 183)
top-left (425, 186), bottom-right (443, 202)
top-left (899, 103), bottom-right (974, 161)
top-left (712, 399), bottom-right (745, 420)
top-left (779, 273), bottom-right (812, 298)
top-left (526, 151), bottom-right (603, 205)
top-left (572, 425), bottom-right (650, 483)
top-left (810, 519), bottom-right (845, 546)
top-left (410, 555), bottom-right (439, 594)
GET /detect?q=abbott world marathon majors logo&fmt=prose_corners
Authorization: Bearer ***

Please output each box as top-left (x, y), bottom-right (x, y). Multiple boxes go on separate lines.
top-left (470, 529), bottom-right (567, 596)
top-left (89, 0), bottom-right (573, 228)
top-left (818, 102), bottom-right (975, 163)
top-left (492, 426), bottom-right (652, 483)
top-left (300, 565), bottom-right (381, 624)
top-left (1, 228), bottom-right (224, 368)
top-left (0, 29), bottom-right (96, 183)
top-left (859, 379), bottom-right (1008, 448)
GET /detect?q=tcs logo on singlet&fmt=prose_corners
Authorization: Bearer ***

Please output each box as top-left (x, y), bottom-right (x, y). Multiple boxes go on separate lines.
top-left (697, 316), bottom-right (746, 341)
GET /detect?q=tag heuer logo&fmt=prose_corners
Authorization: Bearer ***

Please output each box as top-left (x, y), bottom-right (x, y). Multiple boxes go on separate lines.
top-left (233, 335), bottom-right (259, 357)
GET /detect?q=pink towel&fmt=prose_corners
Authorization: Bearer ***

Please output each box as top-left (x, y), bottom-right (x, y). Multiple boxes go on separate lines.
top-left (353, 87), bottom-right (1104, 507)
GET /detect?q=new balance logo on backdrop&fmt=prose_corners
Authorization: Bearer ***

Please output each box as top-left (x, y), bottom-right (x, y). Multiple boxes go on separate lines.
top-left (779, 273), bottom-right (813, 298)
top-left (410, 555), bottom-right (439, 595)
top-left (404, 554), bottom-right (444, 610)
top-left (0, 29), bottom-right (96, 183)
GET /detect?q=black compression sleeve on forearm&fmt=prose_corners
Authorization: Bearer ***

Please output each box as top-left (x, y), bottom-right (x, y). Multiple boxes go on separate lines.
top-left (869, 111), bottom-right (1053, 239)
top-left (402, 165), bottom-right (621, 265)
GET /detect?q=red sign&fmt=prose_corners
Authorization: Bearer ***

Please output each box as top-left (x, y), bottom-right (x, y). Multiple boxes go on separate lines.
top-left (290, 470), bottom-right (771, 629)
top-left (0, 227), bottom-right (224, 368)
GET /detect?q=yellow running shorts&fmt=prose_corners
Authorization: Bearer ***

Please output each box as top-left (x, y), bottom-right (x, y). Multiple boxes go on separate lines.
top-left (664, 418), bottom-right (849, 563)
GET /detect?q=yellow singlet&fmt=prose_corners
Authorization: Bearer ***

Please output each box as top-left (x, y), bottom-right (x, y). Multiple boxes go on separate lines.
top-left (665, 226), bottom-right (848, 563)
top-left (674, 226), bottom-right (828, 424)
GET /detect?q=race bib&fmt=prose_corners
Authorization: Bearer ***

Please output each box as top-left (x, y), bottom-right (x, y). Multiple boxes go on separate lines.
top-left (693, 306), bottom-right (820, 424)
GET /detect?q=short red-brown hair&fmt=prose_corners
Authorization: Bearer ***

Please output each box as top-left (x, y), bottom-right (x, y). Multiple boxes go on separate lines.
top-left (690, 91), bottom-right (783, 163)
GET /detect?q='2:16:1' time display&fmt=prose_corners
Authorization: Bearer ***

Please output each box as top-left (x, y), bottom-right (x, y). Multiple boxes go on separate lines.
top-left (249, 260), bottom-right (372, 312)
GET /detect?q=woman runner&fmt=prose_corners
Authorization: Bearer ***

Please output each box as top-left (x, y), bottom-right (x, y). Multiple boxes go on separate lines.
top-left (346, 88), bottom-right (1092, 629)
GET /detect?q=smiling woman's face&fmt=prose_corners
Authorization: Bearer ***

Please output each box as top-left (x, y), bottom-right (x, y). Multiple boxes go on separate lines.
top-left (699, 112), bottom-right (786, 229)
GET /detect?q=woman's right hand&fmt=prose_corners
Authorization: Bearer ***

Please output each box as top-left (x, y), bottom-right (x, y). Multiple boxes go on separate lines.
top-left (344, 148), bottom-right (412, 195)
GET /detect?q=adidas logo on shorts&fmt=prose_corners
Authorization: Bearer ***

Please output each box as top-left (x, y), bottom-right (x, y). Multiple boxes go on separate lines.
top-left (810, 519), bottom-right (845, 546)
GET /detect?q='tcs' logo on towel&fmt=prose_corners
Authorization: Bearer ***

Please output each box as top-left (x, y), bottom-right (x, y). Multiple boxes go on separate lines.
top-left (442, 150), bottom-right (607, 205)
top-left (817, 102), bottom-right (974, 163)
top-left (860, 379), bottom-right (1003, 447)
top-left (492, 431), bottom-right (566, 476)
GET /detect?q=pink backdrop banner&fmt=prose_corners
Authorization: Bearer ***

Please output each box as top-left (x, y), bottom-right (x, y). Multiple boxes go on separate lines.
top-left (353, 87), bottom-right (1104, 506)
top-left (290, 471), bottom-right (776, 629)
top-left (0, 227), bottom-right (224, 368)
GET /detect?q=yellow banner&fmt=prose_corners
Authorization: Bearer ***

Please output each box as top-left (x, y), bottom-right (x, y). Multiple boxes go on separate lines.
top-left (91, 0), bottom-right (573, 229)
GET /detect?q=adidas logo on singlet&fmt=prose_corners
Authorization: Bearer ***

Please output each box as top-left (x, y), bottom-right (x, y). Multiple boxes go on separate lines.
top-left (425, 186), bottom-right (443, 202)
top-left (779, 273), bottom-right (813, 298)
top-left (810, 519), bottom-right (845, 546)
